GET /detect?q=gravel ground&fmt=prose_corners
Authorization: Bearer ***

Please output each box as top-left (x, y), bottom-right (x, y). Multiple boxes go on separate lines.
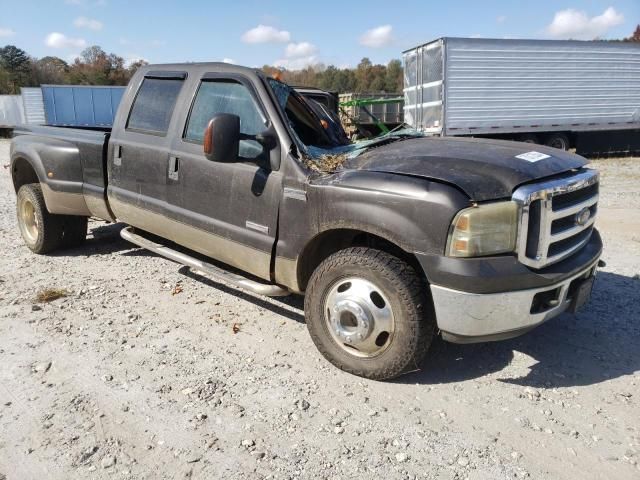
top-left (0, 138), bottom-right (639, 480)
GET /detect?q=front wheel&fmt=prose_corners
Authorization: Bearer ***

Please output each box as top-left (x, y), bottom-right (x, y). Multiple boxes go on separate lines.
top-left (304, 247), bottom-right (435, 380)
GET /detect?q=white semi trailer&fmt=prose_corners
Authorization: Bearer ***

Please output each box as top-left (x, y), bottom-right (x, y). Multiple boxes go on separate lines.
top-left (403, 37), bottom-right (640, 155)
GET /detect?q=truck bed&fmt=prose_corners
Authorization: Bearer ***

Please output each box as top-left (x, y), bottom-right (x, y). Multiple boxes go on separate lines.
top-left (11, 124), bottom-right (112, 220)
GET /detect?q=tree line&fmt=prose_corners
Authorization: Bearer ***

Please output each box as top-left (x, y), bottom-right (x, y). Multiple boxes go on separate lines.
top-left (263, 58), bottom-right (404, 94)
top-left (0, 42), bottom-right (404, 96)
top-left (0, 45), bottom-right (147, 94)
top-left (1, 25), bottom-right (638, 96)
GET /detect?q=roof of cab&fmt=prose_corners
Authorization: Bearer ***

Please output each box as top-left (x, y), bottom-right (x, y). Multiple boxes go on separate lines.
top-left (137, 62), bottom-right (263, 78)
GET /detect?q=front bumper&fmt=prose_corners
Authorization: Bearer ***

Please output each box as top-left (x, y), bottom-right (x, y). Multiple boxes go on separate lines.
top-left (430, 256), bottom-right (600, 344)
top-left (417, 229), bottom-right (603, 294)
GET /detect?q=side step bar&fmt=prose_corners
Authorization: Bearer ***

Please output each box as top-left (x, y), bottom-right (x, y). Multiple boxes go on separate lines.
top-left (120, 227), bottom-right (290, 297)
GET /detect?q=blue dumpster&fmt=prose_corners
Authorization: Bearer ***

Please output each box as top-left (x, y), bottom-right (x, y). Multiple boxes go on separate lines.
top-left (41, 85), bottom-right (125, 127)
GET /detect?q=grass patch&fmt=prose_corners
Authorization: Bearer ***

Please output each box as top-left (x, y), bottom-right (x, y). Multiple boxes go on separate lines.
top-left (35, 288), bottom-right (69, 303)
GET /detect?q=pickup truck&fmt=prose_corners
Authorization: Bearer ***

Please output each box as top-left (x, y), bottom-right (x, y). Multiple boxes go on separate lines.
top-left (10, 63), bottom-right (602, 380)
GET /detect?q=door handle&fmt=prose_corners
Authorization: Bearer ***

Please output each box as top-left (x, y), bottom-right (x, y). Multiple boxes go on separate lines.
top-left (168, 156), bottom-right (180, 181)
top-left (113, 145), bottom-right (122, 166)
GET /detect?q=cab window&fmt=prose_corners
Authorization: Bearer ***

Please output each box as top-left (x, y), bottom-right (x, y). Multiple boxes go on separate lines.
top-left (185, 80), bottom-right (267, 159)
top-left (127, 78), bottom-right (184, 135)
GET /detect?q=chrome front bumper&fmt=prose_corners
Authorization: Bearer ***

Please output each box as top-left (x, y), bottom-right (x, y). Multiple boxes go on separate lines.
top-left (430, 259), bottom-right (599, 344)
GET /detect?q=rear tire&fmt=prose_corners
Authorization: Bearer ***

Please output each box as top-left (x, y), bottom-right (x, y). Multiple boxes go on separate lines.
top-left (16, 183), bottom-right (64, 254)
top-left (544, 133), bottom-right (571, 151)
top-left (304, 247), bottom-right (435, 380)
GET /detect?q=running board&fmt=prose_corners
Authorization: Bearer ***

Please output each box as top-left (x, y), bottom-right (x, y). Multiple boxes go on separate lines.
top-left (120, 227), bottom-right (290, 297)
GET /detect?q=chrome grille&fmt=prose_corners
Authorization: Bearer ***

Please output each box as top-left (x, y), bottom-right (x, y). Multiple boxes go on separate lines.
top-left (513, 169), bottom-right (599, 268)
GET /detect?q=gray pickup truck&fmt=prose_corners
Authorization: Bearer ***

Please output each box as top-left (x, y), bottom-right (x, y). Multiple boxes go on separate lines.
top-left (10, 63), bottom-right (602, 380)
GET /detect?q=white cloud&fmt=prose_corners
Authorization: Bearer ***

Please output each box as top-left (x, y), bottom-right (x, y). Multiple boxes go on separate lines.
top-left (241, 24), bottom-right (290, 44)
top-left (74, 16), bottom-right (103, 31)
top-left (274, 56), bottom-right (319, 70)
top-left (360, 25), bottom-right (393, 48)
top-left (546, 7), bottom-right (624, 40)
top-left (45, 32), bottom-right (87, 49)
top-left (496, 15), bottom-right (507, 24)
top-left (274, 41), bottom-right (320, 70)
top-left (124, 54), bottom-right (147, 67)
top-left (359, 25), bottom-right (393, 48)
top-left (222, 58), bottom-right (236, 64)
top-left (0, 27), bottom-right (15, 37)
top-left (285, 42), bottom-right (317, 58)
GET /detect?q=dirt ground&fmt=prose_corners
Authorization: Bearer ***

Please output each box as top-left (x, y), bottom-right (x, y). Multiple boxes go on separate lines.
top-left (0, 138), bottom-right (639, 480)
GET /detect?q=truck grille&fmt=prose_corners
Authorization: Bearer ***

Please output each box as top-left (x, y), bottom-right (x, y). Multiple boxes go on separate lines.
top-left (513, 169), bottom-right (599, 269)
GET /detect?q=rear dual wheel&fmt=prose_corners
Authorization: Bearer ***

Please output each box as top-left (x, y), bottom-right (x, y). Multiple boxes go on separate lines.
top-left (304, 247), bottom-right (436, 380)
top-left (17, 183), bottom-right (87, 254)
top-left (544, 133), bottom-right (571, 151)
top-left (517, 133), bottom-right (571, 151)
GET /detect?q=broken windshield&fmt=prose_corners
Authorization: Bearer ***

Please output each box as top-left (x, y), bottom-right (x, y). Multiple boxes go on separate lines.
top-left (267, 78), bottom-right (348, 150)
top-left (266, 77), bottom-right (424, 168)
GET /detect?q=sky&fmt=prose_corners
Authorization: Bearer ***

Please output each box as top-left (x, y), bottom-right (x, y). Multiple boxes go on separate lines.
top-left (0, 0), bottom-right (638, 68)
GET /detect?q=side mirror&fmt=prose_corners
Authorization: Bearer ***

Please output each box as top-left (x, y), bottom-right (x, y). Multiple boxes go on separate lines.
top-left (204, 113), bottom-right (240, 162)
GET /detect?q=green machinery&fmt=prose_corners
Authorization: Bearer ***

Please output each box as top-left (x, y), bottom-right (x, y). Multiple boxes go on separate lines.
top-left (338, 95), bottom-right (404, 137)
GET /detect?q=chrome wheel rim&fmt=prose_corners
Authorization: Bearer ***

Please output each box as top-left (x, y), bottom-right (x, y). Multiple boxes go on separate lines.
top-left (323, 277), bottom-right (395, 357)
top-left (19, 198), bottom-right (39, 245)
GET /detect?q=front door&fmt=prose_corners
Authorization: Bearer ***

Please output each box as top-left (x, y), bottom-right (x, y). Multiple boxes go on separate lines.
top-left (165, 75), bottom-right (282, 280)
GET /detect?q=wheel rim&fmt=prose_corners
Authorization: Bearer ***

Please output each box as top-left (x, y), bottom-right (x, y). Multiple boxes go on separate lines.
top-left (18, 197), bottom-right (39, 245)
top-left (323, 277), bottom-right (395, 357)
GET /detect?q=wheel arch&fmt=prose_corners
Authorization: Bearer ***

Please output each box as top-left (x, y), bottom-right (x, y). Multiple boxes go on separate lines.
top-left (295, 227), bottom-right (425, 292)
top-left (11, 155), bottom-right (43, 193)
top-left (10, 140), bottom-right (91, 217)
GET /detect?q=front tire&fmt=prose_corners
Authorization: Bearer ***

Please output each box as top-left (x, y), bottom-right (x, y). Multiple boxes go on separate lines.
top-left (304, 247), bottom-right (435, 380)
top-left (16, 183), bottom-right (64, 254)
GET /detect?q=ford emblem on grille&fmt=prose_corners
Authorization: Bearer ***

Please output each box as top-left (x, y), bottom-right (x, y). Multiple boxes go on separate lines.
top-left (576, 207), bottom-right (591, 226)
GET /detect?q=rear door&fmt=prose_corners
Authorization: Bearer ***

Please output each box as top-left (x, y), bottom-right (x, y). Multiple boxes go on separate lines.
top-left (107, 71), bottom-right (186, 236)
top-left (166, 74), bottom-right (283, 280)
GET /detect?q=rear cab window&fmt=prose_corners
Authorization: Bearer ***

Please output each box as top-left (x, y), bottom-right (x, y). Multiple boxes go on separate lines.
top-left (127, 76), bottom-right (185, 135)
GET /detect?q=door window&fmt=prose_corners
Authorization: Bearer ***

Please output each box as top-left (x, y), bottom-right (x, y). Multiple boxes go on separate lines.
top-left (185, 80), bottom-right (267, 159)
top-left (126, 78), bottom-right (184, 135)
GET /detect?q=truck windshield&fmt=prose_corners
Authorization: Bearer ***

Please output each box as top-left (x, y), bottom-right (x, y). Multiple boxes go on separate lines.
top-left (267, 77), bottom-right (424, 163)
top-left (267, 78), bottom-right (349, 150)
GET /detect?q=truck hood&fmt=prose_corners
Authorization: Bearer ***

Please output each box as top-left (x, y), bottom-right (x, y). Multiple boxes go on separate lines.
top-left (346, 136), bottom-right (587, 201)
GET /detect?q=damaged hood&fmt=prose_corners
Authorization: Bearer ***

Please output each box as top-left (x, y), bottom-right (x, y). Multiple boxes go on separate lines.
top-left (346, 136), bottom-right (588, 201)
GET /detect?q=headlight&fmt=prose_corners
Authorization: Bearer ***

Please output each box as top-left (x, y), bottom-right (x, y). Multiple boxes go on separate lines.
top-left (447, 201), bottom-right (519, 257)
